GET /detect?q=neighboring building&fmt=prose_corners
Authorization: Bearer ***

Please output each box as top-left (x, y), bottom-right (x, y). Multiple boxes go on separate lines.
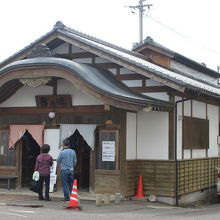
top-left (0, 21), bottom-right (220, 205)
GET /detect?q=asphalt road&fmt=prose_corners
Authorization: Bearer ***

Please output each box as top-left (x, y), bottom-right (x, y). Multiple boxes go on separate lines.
top-left (0, 196), bottom-right (220, 220)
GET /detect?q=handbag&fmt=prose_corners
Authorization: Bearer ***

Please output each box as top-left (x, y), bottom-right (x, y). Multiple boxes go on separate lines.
top-left (29, 179), bottom-right (40, 193)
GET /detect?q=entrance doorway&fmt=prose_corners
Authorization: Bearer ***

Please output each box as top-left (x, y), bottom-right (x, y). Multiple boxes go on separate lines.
top-left (67, 129), bottom-right (91, 190)
top-left (20, 131), bottom-right (40, 187)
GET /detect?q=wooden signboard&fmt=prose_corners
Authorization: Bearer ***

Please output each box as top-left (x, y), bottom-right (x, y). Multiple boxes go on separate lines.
top-left (35, 95), bottom-right (72, 108)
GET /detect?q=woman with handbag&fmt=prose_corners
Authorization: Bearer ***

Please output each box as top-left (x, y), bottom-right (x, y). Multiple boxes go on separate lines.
top-left (35, 144), bottom-right (53, 201)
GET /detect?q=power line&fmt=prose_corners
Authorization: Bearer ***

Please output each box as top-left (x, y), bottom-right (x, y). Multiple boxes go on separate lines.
top-left (147, 15), bottom-right (220, 56)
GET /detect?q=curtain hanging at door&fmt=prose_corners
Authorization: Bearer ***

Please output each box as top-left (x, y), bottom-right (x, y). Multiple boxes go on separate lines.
top-left (9, 125), bottom-right (44, 148)
top-left (60, 124), bottom-right (96, 149)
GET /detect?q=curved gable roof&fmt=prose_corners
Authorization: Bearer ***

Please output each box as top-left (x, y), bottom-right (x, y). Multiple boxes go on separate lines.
top-left (0, 57), bottom-right (172, 110)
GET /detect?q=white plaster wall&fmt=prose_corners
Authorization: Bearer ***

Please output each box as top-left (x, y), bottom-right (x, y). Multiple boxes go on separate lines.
top-left (0, 85), bottom-right (53, 107)
top-left (142, 92), bottom-right (169, 101)
top-left (207, 104), bottom-right (219, 157)
top-left (73, 58), bottom-right (92, 63)
top-left (0, 79), bottom-right (103, 107)
top-left (95, 57), bottom-right (109, 63)
top-left (183, 100), bottom-right (191, 116)
top-left (57, 79), bottom-right (102, 105)
top-left (126, 112), bottom-right (137, 160)
top-left (120, 68), bottom-right (134, 75)
top-left (176, 97), bottom-right (183, 159)
top-left (71, 45), bottom-right (85, 53)
top-left (145, 79), bottom-right (162, 86)
top-left (122, 80), bottom-right (142, 87)
top-left (176, 97), bottom-right (219, 159)
top-left (192, 101), bottom-right (206, 119)
top-left (136, 111), bottom-right (169, 159)
top-left (141, 78), bottom-right (169, 101)
top-left (44, 129), bottom-right (60, 159)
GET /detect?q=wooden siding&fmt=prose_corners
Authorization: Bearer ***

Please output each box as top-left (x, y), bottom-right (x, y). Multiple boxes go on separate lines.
top-left (140, 50), bottom-right (170, 68)
top-left (126, 160), bottom-right (176, 197)
top-left (94, 170), bottom-right (120, 193)
top-left (126, 158), bottom-right (220, 197)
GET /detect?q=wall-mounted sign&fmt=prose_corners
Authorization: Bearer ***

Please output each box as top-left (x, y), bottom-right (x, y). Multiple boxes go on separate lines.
top-left (35, 95), bottom-right (72, 108)
top-left (102, 141), bottom-right (115, 161)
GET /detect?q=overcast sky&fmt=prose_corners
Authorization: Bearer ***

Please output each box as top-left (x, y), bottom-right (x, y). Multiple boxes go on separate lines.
top-left (1, 0), bottom-right (220, 71)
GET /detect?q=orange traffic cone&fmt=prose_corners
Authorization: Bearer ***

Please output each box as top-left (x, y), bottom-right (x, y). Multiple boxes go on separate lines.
top-left (134, 174), bottom-right (145, 198)
top-left (65, 179), bottom-right (81, 211)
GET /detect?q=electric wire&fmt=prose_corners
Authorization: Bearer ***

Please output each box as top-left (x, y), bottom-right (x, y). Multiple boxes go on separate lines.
top-left (146, 15), bottom-right (220, 56)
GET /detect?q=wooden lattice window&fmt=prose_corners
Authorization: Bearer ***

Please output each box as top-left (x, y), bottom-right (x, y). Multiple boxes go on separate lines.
top-left (183, 116), bottom-right (209, 149)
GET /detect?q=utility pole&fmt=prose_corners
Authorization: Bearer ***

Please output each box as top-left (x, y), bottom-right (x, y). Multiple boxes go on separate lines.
top-left (127, 0), bottom-right (153, 43)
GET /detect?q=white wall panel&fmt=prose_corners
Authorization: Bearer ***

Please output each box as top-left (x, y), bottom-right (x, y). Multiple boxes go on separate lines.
top-left (145, 79), bottom-right (162, 86)
top-left (44, 129), bottom-right (60, 159)
top-left (207, 104), bottom-right (219, 157)
top-left (137, 111), bottom-right (168, 159)
top-left (57, 79), bottom-right (102, 105)
top-left (177, 100), bottom-right (183, 159)
top-left (95, 57), bottom-right (109, 63)
top-left (0, 79), bottom-right (103, 107)
top-left (73, 58), bottom-right (92, 63)
top-left (192, 150), bottom-right (206, 158)
top-left (126, 112), bottom-right (137, 160)
top-left (192, 101), bottom-right (206, 119)
top-left (142, 92), bottom-right (169, 101)
top-left (0, 85), bottom-right (52, 107)
top-left (122, 80), bottom-right (142, 87)
top-left (120, 68), bottom-right (134, 74)
top-left (183, 100), bottom-right (191, 117)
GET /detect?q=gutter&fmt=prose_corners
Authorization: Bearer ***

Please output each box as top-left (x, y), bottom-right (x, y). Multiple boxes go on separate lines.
top-left (174, 95), bottom-right (199, 207)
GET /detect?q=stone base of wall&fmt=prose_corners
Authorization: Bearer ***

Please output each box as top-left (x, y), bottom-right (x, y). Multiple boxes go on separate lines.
top-left (156, 187), bottom-right (217, 206)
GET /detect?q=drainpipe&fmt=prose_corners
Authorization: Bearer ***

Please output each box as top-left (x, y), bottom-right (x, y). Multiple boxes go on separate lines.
top-left (174, 96), bottom-right (198, 207)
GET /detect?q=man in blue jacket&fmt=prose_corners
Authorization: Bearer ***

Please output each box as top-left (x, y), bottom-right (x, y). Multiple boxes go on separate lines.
top-left (57, 138), bottom-right (77, 202)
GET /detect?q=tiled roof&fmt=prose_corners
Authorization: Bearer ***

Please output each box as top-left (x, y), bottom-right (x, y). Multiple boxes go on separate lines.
top-left (0, 57), bottom-right (172, 109)
top-left (133, 36), bottom-right (220, 77)
top-left (1, 21), bottom-right (220, 98)
top-left (58, 24), bottom-right (220, 97)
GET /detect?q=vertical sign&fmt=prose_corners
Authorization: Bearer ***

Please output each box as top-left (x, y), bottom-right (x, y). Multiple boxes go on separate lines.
top-left (102, 141), bottom-right (115, 161)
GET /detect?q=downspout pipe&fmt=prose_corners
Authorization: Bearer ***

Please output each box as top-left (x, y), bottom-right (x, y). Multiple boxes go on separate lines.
top-left (174, 95), bottom-right (199, 207)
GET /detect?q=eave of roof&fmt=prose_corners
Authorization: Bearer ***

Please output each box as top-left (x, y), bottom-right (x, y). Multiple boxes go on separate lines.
top-left (133, 36), bottom-right (220, 78)
top-left (0, 57), bottom-right (173, 110)
top-left (0, 21), bottom-right (220, 99)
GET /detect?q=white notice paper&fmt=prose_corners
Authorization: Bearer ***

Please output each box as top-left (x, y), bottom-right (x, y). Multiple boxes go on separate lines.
top-left (102, 141), bottom-right (115, 161)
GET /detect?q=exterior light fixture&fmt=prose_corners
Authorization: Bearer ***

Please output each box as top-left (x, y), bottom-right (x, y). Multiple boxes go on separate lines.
top-left (48, 112), bottom-right (56, 119)
top-left (143, 105), bottom-right (153, 112)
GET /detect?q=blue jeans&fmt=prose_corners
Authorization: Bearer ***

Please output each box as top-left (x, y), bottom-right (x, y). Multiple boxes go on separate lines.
top-left (60, 170), bottom-right (74, 201)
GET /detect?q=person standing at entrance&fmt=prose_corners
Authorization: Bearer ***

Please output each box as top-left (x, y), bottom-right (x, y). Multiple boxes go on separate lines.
top-left (56, 138), bottom-right (77, 202)
top-left (35, 144), bottom-right (53, 201)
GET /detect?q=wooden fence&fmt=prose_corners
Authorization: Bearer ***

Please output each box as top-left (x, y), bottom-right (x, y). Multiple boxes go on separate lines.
top-left (125, 158), bottom-right (220, 197)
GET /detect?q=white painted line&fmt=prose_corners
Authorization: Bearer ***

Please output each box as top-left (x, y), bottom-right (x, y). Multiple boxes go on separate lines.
top-left (9, 208), bottom-right (35, 213)
top-left (147, 205), bottom-right (179, 209)
top-left (0, 211), bottom-right (27, 218)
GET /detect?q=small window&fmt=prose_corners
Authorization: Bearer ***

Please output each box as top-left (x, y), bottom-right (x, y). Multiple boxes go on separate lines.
top-left (183, 116), bottom-right (209, 149)
top-left (95, 127), bottom-right (119, 170)
top-left (0, 130), bottom-right (16, 166)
